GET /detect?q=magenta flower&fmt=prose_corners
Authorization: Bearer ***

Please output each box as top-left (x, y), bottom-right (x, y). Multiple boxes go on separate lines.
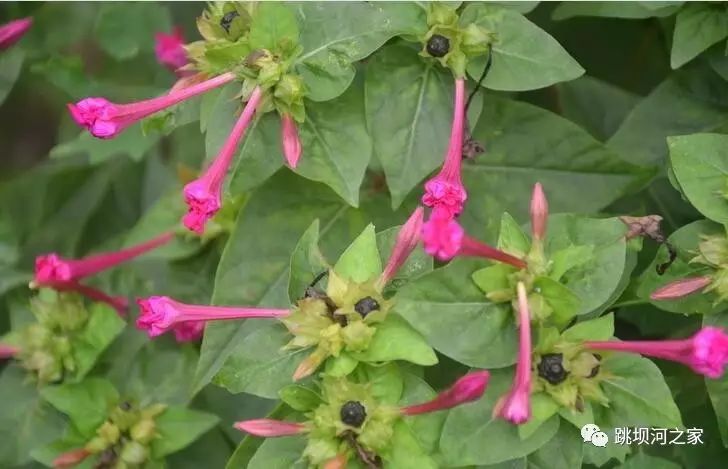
top-left (651, 276), bottom-right (712, 300)
top-left (530, 182), bottom-right (548, 240)
top-left (494, 282), bottom-right (532, 424)
top-left (34, 232), bottom-right (174, 286)
top-left (585, 326), bottom-right (728, 378)
top-left (0, 17), bottom-right (32, 51)
top-left (182, 86), bottom-right (264, 234)
top-left (55, 282), bottom-right (129, 316)
top-left (0, 343), bottom-right (18, 359)
top-left (422, 78), bottom-right (467, 217)
top-left (172, 320), bottom-right (206, 343)
top-left (422, 207), bottom-right (465, 260)
top-left (401, 370), bottom-right (490, 416)
top-left (155, 26), bottom-right (188, 74)
top-left (377, 206), bottom-right (424, 289)
top-left (68, 72), bottom-right (235, 139)
top-left (459, 234), bottom-right (528, 269)
top-left (233, 419), bottom-right (308, 437)
top-left (135, 295), bottom-right (290, 338)
top-left (281, 113), bottom-right (302, 169)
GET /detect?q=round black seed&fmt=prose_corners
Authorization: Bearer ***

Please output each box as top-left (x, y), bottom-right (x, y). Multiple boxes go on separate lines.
top-left (537, 353), bottom-right (569, 385)
top-left (588, 354), bottom-right (602, 378)
top-left (426, 34), bottom-right (450, 58)
top-left (340, 401), bottom-right (367, 428)
top-left (220, 11), bottom-right (240, 33)
top-left (120, 401), bottom-right (132, 411)
top-left (354, 296), bottom-right (380, 317)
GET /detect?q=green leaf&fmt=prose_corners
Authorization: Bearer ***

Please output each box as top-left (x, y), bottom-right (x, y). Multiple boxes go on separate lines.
top-left (40, 378), bottom-right (118, 436)
top-left (324, 352), bottom-right (359, 378)
top-left (533, 276), bottom-right (581, 327)
top-left (671, 4), bottom-right (728, 69)
top-left (296, 76), bottom-right (372, 206)
top-left (637, 219), bottom-right (727, 314)
top-left (50, 127), bottom-right (161, 164)
top-left (549, 245), bottom-right (594, 282)
top-left (440, 369), bottom-right (560, 466)
top-left (248, 3), bottom-right (299, 52)
top-left (279, 385), bottom-right (322, 412)
top-left (358, 362), bottom-right (405, 405)
top-left (166, 428), bottom-right (233, 469)
top-left (461, 4), bottom-right (584, 91)
top-left (461, 96), bottom-right (647, 239)
top-left (600, 354), bottom-right (683, 428)
top-left (525, 419), bottom-right (583, 469)
top-left (518, 393), bottom-right (559, 440)
top-left (213, 322), bottom-right (307, 399)
top-left (497, 212), bottom-right (531, 257)
top-left (288, 220), bottom-right (329, 303)
top-left (248, 435), bottom-right (306, 469)
top-left (609, 64), bottom-right (728, 165)
top-left (561, 313), bottom-right (615, 342)
top-left (0, 367), bottom-right (64, 466)
top-left (151, 407), bottom-right (219, 458)
top-left (71, 303), bottom-right (126, 380)
top-left (398, 372), bottom-right (444, 455)
top-left (385, 420), bottom-right (438, 469)
top-left (94, 3), bottom-right (172, 60)
top-left (618, 453), bottom-right (682, 469)
top-left (195, 171), bottom-right (414, 394)
top-left (668, 133), bottom-right (728, 224)
top-left (395, 259), bottom-right (517, 368)
top-left (552, 1), bottom-right (682, 20)
top-left (295, 2), bottom-right (425, 101)
top-left (333, 224), bottom-right (381, 283)
top-left (352, 315), bottom-right (438, 366)
top-left (365, 45), bottom-right (452, 208)
top-left (546, 215), bottom-right (628, 316)
top-left (0, 48), bottom-right (24, 106)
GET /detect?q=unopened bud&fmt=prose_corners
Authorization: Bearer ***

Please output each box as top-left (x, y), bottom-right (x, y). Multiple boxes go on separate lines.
top-left (530, 183), bottom-right (548, 240)
top-left (650, 276), bottom-right (711, 300)
top-left (130, 419), bottom-right (156, 444)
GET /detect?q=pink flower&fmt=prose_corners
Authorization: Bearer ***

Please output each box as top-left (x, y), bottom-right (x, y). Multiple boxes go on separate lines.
top-left (530, 182), bottom-right (548, 240)
top-left (281, 113), bottom-right (302, 169)
top-left (135, 296), bottom-right (289, 338)
top-left (585, 326), bottom-right (728, 378)
top-left (172, 321), bottom-right (206, 343)
top-left (233, 419), bottom-right (308, 437)
top-left (422, 78), bottom-right (467, 217)
top-left (323, 454), bottom-right (349, 469)
top-left (155, 26), bottom-right (188, 73)
top-left (68, 72), bottom-right (235, 139)
top-left (377, 207), bottom-right (424, 289)
top-left (53, 448), bottom-right (90, 469)
top-left (55, 282), bottom-right (129, 316)
top-left (182, 86), bottom-right (264, 234)
top-left (494, 282), bottom-right (532, 424)
top-left (459, 234), bottom-right (528, 269)
top-left (0, 17), bottom-right (32, 51)
top-left (422, 207), bottom-right (465, 261)
top-left (650, 276), bottom-right (711, 300)
top-left (34, 232), bottom-right (174, 286)
top-left (401, 370), bottom-right (490, 416)
top-left (0, 343), bottom-right (19, 359)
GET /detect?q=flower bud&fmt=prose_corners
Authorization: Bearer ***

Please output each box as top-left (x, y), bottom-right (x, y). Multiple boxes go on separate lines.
top-left (530, 183), bottom-right (548, 241)
top-left (98, 422), bottom-right (120, 445)
top-left (131, 419), bottom-right (156, 444)
top-left (53, 448), bottom-right (89, 468)
top-left (650, 276), bottom-right (711, 300)
top-left (120, 441), bottom-right (148, 465)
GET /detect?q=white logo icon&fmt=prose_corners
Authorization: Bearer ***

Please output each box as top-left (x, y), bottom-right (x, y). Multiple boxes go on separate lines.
top-left (581, 424), bottom-right (609, 447)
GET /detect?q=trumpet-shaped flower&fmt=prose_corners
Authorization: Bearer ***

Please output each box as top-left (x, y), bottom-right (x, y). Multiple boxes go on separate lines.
top-left (401, 370), bottom-right (490, 415)
top-left (377, 207), bottom-right (424, 289)
top-left (0, 17), bottom-right (32, 50)
top-left (281, 113), bottom-right (302, 168)
top-left (650, 276), bottom-right (712, 300)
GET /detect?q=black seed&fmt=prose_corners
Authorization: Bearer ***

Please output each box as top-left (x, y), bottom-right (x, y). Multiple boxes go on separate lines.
top-left (354, 297), bottom-right (380, 317)
top-left (340, 401), bottom-right (367, 427)
top-left (588, 354), bottom-right (602, 378)
top-left (220, 11), bottom-right (240, 33)
top-left (537, 353), bottom-right (569, 385)
top-left (426, 34), bottom-right (450, 58)
top-left (120, 401), bottom-right (132, 411)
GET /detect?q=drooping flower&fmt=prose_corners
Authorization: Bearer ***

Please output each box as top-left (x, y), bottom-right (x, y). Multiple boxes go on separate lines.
top-left (34, 232), bottom-right (174, 286)
top-left (135, 295), bottom-right (289, 338)
top-left (172, 320), bottom-right (206, 343)
top-left (494, 282), bottom-right (532, 424)
top-left (0, 343), bottom-right (18, 359)
top-left (0, 17), bottom-right (32, 50)
top-left (422, 78), bottom-right (467, 217)
top-left (376, 207), bottom-right (424, 289)
top-left (52, 448), bottom-right (90, 469)
top-left (530, 182), bottom-right (548, 241)
top-left (401, 370), bottom-right (490, 415)
top-left (650, 276), bottom-right (712, 300)
top-left (68, 72), bottom-right (235, 139)
top-left (280, 113), bottom-right (302, 169)
top-left (155, 26), bottom-right (188, 73)
top-left (182, 86), bottom-right (264, 234)
top-left (233, 419), bottom-right (308, 437)
top-left (422, 206), bottom-right (465, 260)
top-left (584, 326), bottom-right (728, 379)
